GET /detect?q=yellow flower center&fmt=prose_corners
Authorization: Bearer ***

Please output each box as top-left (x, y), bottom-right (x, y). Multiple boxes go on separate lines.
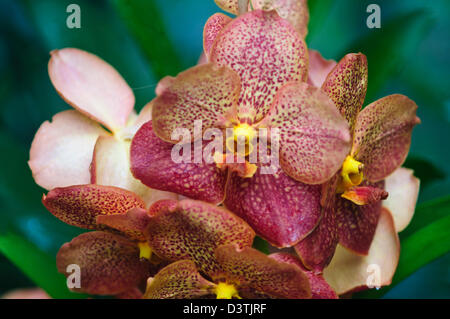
top-left (337, 155), bottom-right (364, 193)
top-left (138, 242), bottom-right (152, 260)
top-left (226, 123), bottom-right (256, 156)
top-left (215, 282), bottom-right (241, 299)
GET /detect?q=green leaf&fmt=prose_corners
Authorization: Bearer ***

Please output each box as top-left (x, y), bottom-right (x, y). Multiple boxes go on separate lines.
top-left (346, 10), bottom-right (434, 103)
top-left (113, 0), bottom-right (183, 79)
top-left (0, 231), bottom-right (88, 299)
top-left (252, 236), bottom-right (269, 254)
top-left (355, 203), bottom-right (450, 299)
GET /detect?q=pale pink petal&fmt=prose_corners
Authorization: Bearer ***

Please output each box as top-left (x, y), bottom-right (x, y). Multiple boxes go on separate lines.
top-left (383, 167), bottom-right (420, 232)
top-left (29, 110), bottom-right (106, 190)
top-left (307, 49), bottom-right (337, 88)
top-left (1, 288), bottom-right (51, 299)
top-left (323, 208), bottom-right (400, 295)
top-left (48, 48), bottom-right (135, 132)
top-left (91, 135), bottom-right (177, 208)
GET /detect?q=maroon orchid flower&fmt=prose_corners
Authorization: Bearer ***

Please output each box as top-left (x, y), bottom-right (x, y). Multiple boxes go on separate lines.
top-left (294, 51), bottom-right (420, 276)
top-left (140, 199), bottom-right (338, 299)
top-left (130, 10), bottom-right (351, 249)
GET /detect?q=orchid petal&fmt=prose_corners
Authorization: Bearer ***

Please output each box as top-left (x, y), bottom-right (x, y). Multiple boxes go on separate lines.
top-left (155, 76), bottom-right (175, 96)
top-left (307, 49), bottom-right (337, 88)
top-left (42, 184), bottom-right (145, 229)
top-left (48, 48), bottom-right (135, 132)
top-left (323, 208), bottom-right (400, 295)
top-left (146, 199), bottom-right (255, 277)
top-left (336, 181), bottom-right (385, 255)
top-left (130, 121), bottom-right (227, 204)
top-left (210, 10), bottom-right (308, 123)
top-left (295, 178), bottom-right (339, 272)
top-left (91, 135), bottom-right (177, 208)
top-left (269, 253), bottom-right (338, 299)
top-left (152, 63), bottom-right (240, 143)
top-left (322, 53), bottom-right (368, 132)
top-left (203, 13), bottom-right (232, 60)
top-left (352, 94), bottom-right (420, 182)
top-left (28, 110), bottom-right (106, 190)
top-left (214, 0), bottom-right (240, 15)
top-left (96, 207), bottom-right (150, 241)
top-left (251, 0), bottom-right (309, 37)
top-left (383, 167), bottom-right (420, 232)
top-left (262, 82), bottom-right (351, 184)
top-left (215, 245), bottom-right (311, 299)
top-left (56, 231), bottom-right (149, 295)
top-left (224, 166), bottom-right (321, 247)
top-left (123, 101), bottom-right (153, 138)
top-left (143, 260), bottom-right (215, 299)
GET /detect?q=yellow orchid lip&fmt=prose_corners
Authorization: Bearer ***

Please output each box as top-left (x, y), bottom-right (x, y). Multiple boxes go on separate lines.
top-left (138, 242), bottom-right (152, 260)
top-left (337, 155), bottom-right (364, 193)
top-left (214, 282), bottom-right (241, 299)
top-left (226, 123), bottom-right (256, 156)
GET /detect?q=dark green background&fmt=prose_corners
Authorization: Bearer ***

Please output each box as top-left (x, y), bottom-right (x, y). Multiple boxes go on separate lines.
top-left (0, 0), bottom-right (448, 298)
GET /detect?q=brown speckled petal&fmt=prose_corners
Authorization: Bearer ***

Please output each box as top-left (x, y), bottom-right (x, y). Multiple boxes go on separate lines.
top-left (352, 94), bottom-right (420, 182)
top-left (262, 81), bottom-right (351, 184)
top-left (322, 53), bottom-right (368, 132)
top-left (152, 63), bottom-right (240, 143)
top-left (143, 260), bottom-right (215, 299)
top-left (215, 245), bottom-right (311, 299)
top-left (42, 184), bottom-right (145, 229)
top-left (56, 231), bottom-right (149, 295)
top-left (130, 121), bottom-right (227, 204)
top-left (214, 0), bottom-right (240, 15)
top-left (323, 208), bottom-right (400, 295)
top-left (269, 253), bottom-right (338, 299)
top-left (336, 181), bottom-right (385, 255)
top-left (295, 177), bottom-right (339, 272)
top-left (203, 13), bottom-right (232, 60)
top-left (96, 207), bottom-right (150, 241)
top-left (146, 199), bottom-right (255, 277)
top-left (224, 166), bottom-right (322, 248)
top-left (251, 0), bottom-right (309, 37)
top-left (210, 10), bottom-right (308, 123)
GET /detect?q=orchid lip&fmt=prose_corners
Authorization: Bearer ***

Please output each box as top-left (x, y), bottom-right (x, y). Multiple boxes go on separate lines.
top-left (338, 155), bottom-right (364, 193)
top-left (214, 282), bottom-right (241, 299)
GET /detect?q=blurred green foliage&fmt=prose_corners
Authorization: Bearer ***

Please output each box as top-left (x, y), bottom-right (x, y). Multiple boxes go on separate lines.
top-left (0, 0), bottom-right (448, 298)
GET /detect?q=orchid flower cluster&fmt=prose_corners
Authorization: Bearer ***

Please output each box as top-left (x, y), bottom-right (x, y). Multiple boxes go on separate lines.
top-left (28, 0), bottom-right (420, 299)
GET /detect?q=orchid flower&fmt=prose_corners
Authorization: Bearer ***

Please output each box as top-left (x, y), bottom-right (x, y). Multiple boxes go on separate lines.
top-left (141, 199), bottom-right (336, 299)
top-left (28, 48), bottom-right (176, 207)
top-left (294, 51), bottom-right (420, 286)
top-left (130, 10), bottom-right (351, 249)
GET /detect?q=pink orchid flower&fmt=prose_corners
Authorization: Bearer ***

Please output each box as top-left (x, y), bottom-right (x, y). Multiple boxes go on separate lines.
top-left (28, 48), bottom-right (176, 207)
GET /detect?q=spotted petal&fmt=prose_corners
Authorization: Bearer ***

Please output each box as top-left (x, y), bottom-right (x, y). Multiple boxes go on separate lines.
top-left (352, 94), bottom-right (420, 182)
top-left (321, 53), bottom-right (368, 132)
top-left (91, 135), bottom-right (177, 208)
top-left (146, 199), bottom-right (255, 277)
top-left (42, 184), bottom-right (145, 229)
top-left (130, 121), bottom-right (227, 204)
top-left (28, 110), bottom-right (106, 190)
top-left (307, 49), bottom-right (337, 88)
top-left (262, 82), bottom-right (351, 184)
top-left (336, 181), bottom-right (385, 255)
top-left (143, 260), bottom-right (215, 299)
top-left (214, 0), bottom-right (240, 15)
top-left (383, 167), bottom-right (420, 232)
top-left (215, 245), bottom-right (311, 299)
top-left (251, 0), bottom-right (309, 37)
top-left (152, 63), bottom-right (240, 143)
top-left (269, 253), bottom-right (338, 299)
top-left (203, 13), bottom-right (232, 60)
top-left (295, 178), bottom-right (339, 272)
top-left (210, 10), bottom-right (308, 123)
top-left (96, 207), bottom-right (150, 241)
top-left (323, 208), bottom-right (400, 295)
top-left (224, 166), bottom-right (321, 247)
top-left (48, 48), bottom-right (135, 132)
top-left (56, 231), bottom-right (149, 295)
